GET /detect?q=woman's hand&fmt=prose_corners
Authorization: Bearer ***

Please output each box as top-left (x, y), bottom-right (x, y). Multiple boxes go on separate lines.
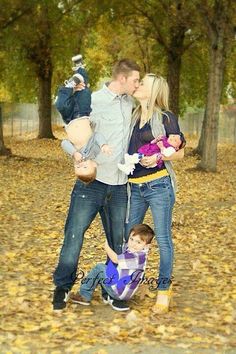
top-left (162, 148), bottom-right (185, 161)
top-left (140, 154), bottom-right (160, 168)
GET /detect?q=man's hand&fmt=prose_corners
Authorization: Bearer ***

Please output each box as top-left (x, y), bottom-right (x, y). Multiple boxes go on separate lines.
top-left (73, 82), bottom-right (85, 92)
top-left (101, 144), bottom-right (112, 155)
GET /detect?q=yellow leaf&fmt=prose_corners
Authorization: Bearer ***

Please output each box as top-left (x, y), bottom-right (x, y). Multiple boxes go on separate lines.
top-left (157, 325), bottom-right (166, 334)
top-left (109, 325), bottom-right (120, 335)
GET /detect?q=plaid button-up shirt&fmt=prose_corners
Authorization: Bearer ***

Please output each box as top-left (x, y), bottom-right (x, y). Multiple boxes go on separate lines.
top-left (110, 244), bottom-right (148, 300)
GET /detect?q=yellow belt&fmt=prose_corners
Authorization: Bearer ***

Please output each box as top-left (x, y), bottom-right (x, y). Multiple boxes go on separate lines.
top-left (128, 169), bottom-right (169, 184)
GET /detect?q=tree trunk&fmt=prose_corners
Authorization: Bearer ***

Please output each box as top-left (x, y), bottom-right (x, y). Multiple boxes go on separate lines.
top-left (0, 104), bottom-right (11, 156)
top-left (195, 110), bottom-right (206, 155)
top-left (198, 39), bottom-right (225, 171)
top-left (37, 62), bottom-right (54, 139)
top-left (166, 27), bottom-right (185, 117)
top-left (167, 51), bottom-right (181, 117)
top-left (34, 3), bottom-right (54, 139)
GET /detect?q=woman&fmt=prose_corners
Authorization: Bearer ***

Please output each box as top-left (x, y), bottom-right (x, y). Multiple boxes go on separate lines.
top-left (125, 74), bottom-right (185, 313)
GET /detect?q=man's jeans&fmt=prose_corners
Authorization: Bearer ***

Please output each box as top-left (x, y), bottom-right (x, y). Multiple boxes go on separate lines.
top-left (53, 179), bottom-right (127, 289)
top-left (125, 176), bottom-right (175, 290)
top-left (79, 263), bottom-right (119, 301)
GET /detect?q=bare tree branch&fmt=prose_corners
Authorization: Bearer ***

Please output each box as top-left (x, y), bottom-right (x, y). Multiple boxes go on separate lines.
top-left (55, 0), bottom-right (87, 22)
top-left (0, 7), bottom-right (32, 30)
top-left (198, 0), bottom-right (213, 32)
top-left (182, 34), bottom-right (203, 52)
top-left (129, 2), bottom-right (169, 52)
top-left (159, 0), bottom-right (170, 12)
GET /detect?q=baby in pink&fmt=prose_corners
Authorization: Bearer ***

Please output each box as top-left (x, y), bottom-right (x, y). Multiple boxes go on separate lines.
top-left (118, 134), bottom-right (185, 175)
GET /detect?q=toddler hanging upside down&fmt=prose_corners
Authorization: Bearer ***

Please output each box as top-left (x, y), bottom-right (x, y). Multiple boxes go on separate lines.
top-left (55, 54), bottom-right (112, 183)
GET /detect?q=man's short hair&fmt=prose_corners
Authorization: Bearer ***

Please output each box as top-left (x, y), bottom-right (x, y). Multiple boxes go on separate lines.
top-left (129, 224), bottom-right (155, 244)
top-left (112, 59), bottom-right (140, 78)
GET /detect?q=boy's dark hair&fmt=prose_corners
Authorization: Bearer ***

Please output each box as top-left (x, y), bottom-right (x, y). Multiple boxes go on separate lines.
top-left (112, 59), bottom-right (140, 78)
top-left (129, 224), bottom-right (155, 244)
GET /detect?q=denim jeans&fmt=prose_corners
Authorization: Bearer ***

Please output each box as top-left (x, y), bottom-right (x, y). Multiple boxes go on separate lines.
top-left (53, 179), bottom-right (127, 289)
top-left (55, 86), bottom-right (91, 124)
top-left (125, 176), bottom-right (175, 290)
top-left (79, 263), bottom-right (119, 301)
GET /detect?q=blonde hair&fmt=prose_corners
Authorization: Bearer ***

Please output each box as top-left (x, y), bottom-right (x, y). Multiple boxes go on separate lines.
top-left (132, 74), bottom-right (170, 123)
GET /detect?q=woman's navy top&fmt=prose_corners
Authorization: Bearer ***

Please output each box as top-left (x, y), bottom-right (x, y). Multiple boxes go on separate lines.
top-left (128, 111), bottom-right (180, 178)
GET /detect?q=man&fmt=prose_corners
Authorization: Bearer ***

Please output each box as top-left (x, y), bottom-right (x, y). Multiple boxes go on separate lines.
top-left (53, 59), bottom-right (140, 310)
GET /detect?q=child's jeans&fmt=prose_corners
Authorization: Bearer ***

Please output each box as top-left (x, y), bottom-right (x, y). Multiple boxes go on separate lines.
top-left (55, 86), bottom-right (91, 124)
top-left (79, 263), bottom-right (120, 301)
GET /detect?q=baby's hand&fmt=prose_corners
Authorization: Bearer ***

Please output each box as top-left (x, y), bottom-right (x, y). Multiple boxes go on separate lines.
top-left (151, 135), bottom-right (164, 144)
top-left (73, 151), bottom-right (83, 162)
top-left (157, 141), bottom-right (164, 149)
top-left (101, 144), bottom-right (112, 155)
top-left (156, 153), bottom-right (163, 163)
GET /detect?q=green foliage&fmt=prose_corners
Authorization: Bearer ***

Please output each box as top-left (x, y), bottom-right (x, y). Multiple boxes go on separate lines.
top-left (0, 0), bottom-right (235, 110)
top-left (180, 39), bottom-right (209, 113)
top-left (106, 0), bottom-right (208, 114)
top-left (0, 0), bottom-right (108, 102)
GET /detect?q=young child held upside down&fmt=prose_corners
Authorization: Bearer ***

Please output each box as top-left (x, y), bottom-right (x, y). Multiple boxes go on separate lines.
top-left (55, 54), bottom-right (112, 183)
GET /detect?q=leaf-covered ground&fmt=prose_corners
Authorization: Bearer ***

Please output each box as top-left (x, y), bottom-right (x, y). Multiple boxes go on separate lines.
top-left (0, 129), bottom-right (236, 353)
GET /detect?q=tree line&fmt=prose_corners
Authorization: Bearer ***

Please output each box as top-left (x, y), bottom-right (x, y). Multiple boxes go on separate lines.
top-left (0, 0), bottom-right (235, 171)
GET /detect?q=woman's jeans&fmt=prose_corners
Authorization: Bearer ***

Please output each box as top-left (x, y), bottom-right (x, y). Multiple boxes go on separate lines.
top-left (125, 176), bottom-right (175, 290)
top-left (79, 263), bottom-right (119, 301)
top-left (53, 179), bottom-right (127, 290)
